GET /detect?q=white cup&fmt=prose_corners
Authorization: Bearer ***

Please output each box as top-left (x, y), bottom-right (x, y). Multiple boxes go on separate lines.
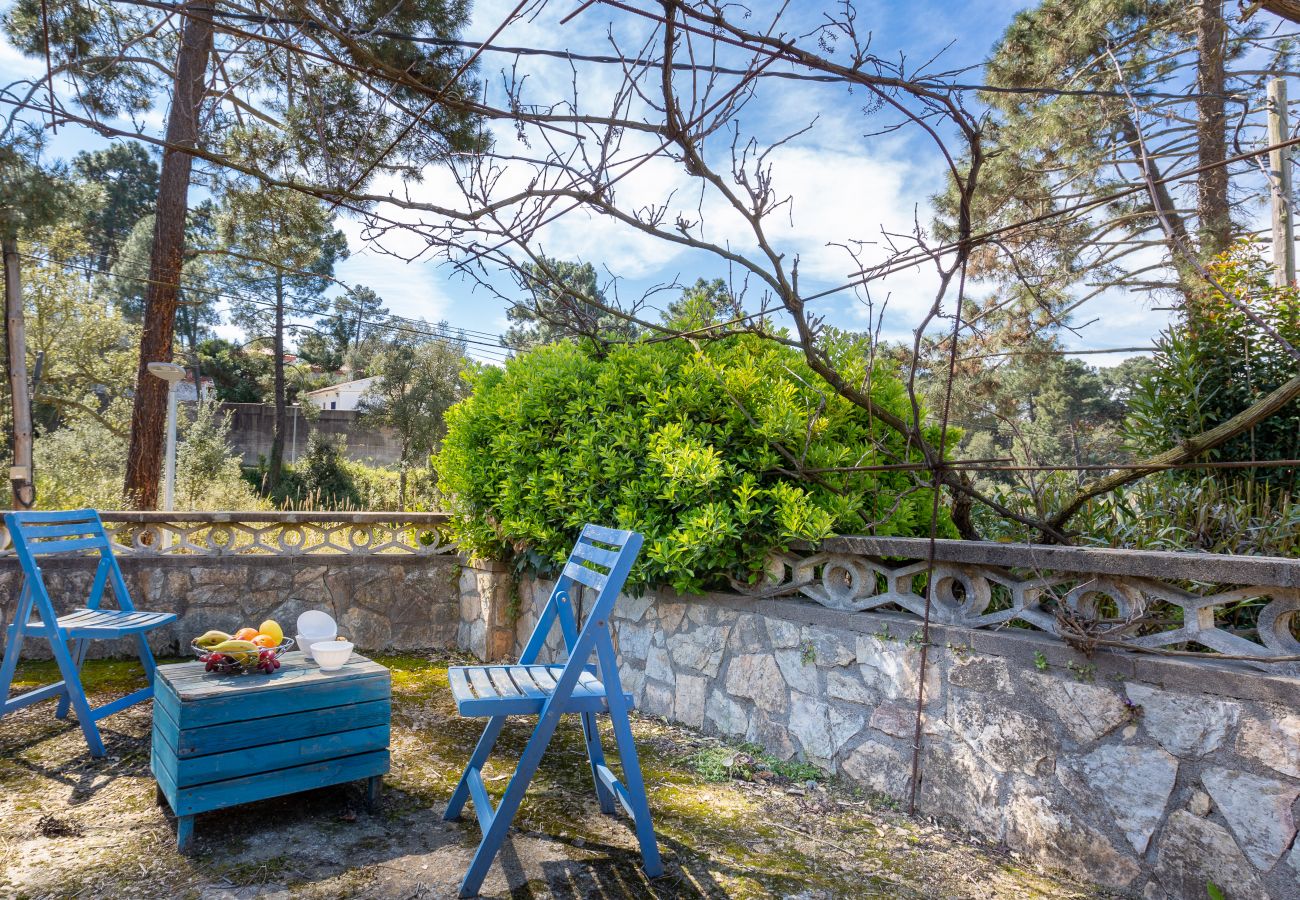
top-left (310, 640), bottom-right (354, 671)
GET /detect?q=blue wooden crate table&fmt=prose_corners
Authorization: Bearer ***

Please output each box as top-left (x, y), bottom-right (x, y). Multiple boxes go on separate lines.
top-left (151, 651), bottom-right (390, 851)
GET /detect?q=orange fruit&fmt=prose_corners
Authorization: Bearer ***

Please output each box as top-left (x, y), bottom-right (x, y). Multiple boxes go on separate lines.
top-left (251, 634), bottom-right (277, 648)
top-left (233, 627), bottom-right (259, 642)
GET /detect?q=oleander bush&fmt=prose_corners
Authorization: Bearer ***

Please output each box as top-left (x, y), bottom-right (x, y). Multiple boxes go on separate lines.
top-left (435, 334), bottom-right (954, 592)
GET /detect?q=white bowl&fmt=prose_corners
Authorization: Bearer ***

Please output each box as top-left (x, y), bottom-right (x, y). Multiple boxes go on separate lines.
top-left (297, 610), bottom-right (337, 639)
top-left (310, 640), bottom-right (353, 671)
top-left (296, 633), bottom-right (336, 660)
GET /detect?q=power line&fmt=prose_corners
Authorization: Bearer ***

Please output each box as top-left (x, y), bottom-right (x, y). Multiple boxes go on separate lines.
top-left (14, 251), bottom-right (513, 360)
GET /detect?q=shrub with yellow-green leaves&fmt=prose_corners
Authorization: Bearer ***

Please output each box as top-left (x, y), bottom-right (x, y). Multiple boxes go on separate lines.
top-left (435, 334), bottom-right (954, 592)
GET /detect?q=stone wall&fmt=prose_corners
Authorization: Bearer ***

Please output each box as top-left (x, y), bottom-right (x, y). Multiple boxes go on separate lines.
top-left (216, 403), bottom-right (403, 466)
top-left (0, 554), bottom-right (462, 657)
top-left (480, 575), bottom-right (1300, 899)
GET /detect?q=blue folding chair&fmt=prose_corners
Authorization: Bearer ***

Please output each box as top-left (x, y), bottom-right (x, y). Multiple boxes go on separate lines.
top-left (445, 524), bottom-right (662, 897)
top-left (0, 509), bottom-right (176, 757)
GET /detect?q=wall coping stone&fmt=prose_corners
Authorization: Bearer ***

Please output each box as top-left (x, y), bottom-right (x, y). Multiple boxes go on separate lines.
top-left (692, 591), bottom-right (1300, 708)
top-left (814, 535), bottom-right (1300, 586)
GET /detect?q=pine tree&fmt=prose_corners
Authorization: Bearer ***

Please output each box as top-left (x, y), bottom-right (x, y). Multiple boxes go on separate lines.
top-left (217, 188), bottom-right (348, 490)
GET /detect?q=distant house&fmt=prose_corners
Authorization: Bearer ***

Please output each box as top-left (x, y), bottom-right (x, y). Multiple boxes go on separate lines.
top-left (176, 373), bottom-right (215, 402)
top-left (302, 376), bottom-right (381, 411)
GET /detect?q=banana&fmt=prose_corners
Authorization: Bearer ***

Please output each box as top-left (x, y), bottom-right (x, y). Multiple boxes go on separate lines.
top-left (194, 630), bottom-right (233, 649)
top-left (209, 639), bottom-right (259, 664)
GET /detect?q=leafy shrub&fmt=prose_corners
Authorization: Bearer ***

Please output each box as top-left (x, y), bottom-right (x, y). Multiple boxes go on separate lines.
top-left (1126, 244), bottom-right (1300, 488)
top-left (245, 432), bottom-right (443, 511)
top-left (33, 397), bottom-right (131, 509)
top-left (175, 401), bottom-right (265, 510)
top-left (435, 335), bottom-right (952, 592)
top-left (34, 397), bottom-right (263, 511)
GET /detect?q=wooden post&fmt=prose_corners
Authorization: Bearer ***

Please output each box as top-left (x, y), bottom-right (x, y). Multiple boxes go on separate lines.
top-left (2, 235), bottom-right (34, 508)
top-left (1268, 77), bottom-right (1296, 287)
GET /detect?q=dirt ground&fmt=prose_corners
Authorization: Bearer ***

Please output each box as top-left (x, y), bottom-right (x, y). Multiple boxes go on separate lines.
top-left (0, 652), bottom-right (1108, 899)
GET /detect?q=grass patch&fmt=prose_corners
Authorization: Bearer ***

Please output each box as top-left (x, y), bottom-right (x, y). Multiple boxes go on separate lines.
top-left (10, 656), bottom-right (186, 693)
top-left (686, 741), bottom-right (826, 784)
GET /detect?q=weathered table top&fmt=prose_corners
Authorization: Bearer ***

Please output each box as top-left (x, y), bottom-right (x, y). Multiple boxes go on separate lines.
top-left (157, 652), bottom-right (387, 702)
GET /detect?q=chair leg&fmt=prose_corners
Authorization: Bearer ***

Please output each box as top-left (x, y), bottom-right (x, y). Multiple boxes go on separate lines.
top-left (458, 707), bottom-right (566, 898)
top-left (0, 625), bottom-right (26, 711)
top-left (445, 715), bottom-right (508, 822)
top-left (47, 632), bottom-right (105, 757)
top-left (606, 704), bottom-right (662, 878)
top-left (135, 631), bottom-right (159, 685)
top-left (580, 711), bottom-right (616, 814)
top-left (55, 639), bottom-right (88, 720)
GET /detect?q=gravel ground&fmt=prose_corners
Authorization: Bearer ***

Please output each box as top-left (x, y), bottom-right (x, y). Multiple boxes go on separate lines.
top-left (0, 652), bottom-right (1110, 899)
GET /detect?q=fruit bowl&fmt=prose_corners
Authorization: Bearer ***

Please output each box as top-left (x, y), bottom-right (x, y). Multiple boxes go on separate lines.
top-left (191, 637), bottom-right (295, 675)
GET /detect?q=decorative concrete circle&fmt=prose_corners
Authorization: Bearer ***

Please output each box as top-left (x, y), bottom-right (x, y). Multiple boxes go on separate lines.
top-left (204, 524), bottom-right (235, 554)
top-left (1063, 577), bottom-right (1145, 632)
top-left (1256, 593), bottom-right (1300, 655)
top-left (348, 526), bottom-right (375, 551)
top-left (277, 525), bottom-right (307, 555)
top-left (930, 565), bottom-right (992, 623)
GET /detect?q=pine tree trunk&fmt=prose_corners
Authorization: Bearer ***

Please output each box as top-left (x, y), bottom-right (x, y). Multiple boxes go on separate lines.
top-left (122, 1), bottom-right (214, 508)
top-left (399, 466), bottom-right (407, 509)
top-left (3, 234), bottom-right (33, 508)
top-left (1196, 0), bottom-right (1231, 257)
top-left (269, 274), bottom-right (286, 491)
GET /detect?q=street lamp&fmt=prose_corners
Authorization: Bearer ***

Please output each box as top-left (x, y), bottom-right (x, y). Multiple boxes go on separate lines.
top-left (147, 362), bottom-right (186, 512)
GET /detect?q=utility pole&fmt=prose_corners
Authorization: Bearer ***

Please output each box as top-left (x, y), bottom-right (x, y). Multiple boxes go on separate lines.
top-left (3, 235), bottom-right (34, 508)
top-left (1268, 77), bottom-right (1296, 287)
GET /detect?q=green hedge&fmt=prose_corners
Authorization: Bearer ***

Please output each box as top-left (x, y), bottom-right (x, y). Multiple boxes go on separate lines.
top-left (435, 335), bottom-right (953, 592)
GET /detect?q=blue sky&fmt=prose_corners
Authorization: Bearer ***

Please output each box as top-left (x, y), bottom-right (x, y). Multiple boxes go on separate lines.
top-left (0, 0), bottom-right (1173, 365)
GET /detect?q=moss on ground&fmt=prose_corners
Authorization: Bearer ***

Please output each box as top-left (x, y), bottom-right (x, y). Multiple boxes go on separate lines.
top-left (0, 654), bottom-right (1107, 899)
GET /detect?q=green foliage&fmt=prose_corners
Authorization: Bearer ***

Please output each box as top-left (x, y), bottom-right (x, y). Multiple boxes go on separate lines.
top-left (686, 742), bottom-right (825, 784)
top-left (104, 205), bottom-right (222, 348)
top-left (195, 338), bottom-right (272, 403)
top-left (981, 473), bottom-right (1300, 558)
top-left (932, 328), bottom-right (1134, 490)
top-left (22, 225), bottom-right (139, 432)
top-left (1126, 244), bottom-right (1300, 489)
top-left (251, 432), bottom-right (359, 509)
top-left (70, 142), bottom-right (158, 270)
top-left (246, 433), bottom-right (442, 511)
top-left (217, 186), bottom-right (348, 335)
top-left (175, 401), bottom-right (263, 510)
top-left (358, 328), bottom-right (472, 505)
top-left (33, 398), bottom-right (130, 509)
top-left (503, 257), bottom-right (634, 350)
top-left (435, 335), bottom-right (952, 592)
top-left (661, 278), bottom-right (738, 331)
top-left (2, 0), bottom-right (165, 117)
top-left (33, 397), bottom-right (263, 511)
top-left (297, 286), bottom-right (391, 372)
top-left (0, 136), bottom-right (75, 239)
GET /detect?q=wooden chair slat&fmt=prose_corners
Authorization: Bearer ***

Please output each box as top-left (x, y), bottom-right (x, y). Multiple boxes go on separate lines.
top-left (487, 667), bottom-right (521, 697)
top-left (0, 509), bottom-right (176, 757)
top-left (571, 541), bottom-right (618, 568)
top-left (467, 667), bottom-right (497, 700)
top-left (580, 523), bottom-right (633, 546)
top-left (507, 667), bottom-right (545, 698)
top-left (449, 668), bottom-right (475, 706)
top-left (8, 508), bottom-right (100, 524)
top-left (529, 665), bottom-right (558, 692)
top-left (20, 522), bottom-right (105, 539)
top-left (563, 560), bottom-right (609, 591)
top-left (24, 536), bottom-right (107, 555)
top-left (444, 524), bottom-right (661, 896)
